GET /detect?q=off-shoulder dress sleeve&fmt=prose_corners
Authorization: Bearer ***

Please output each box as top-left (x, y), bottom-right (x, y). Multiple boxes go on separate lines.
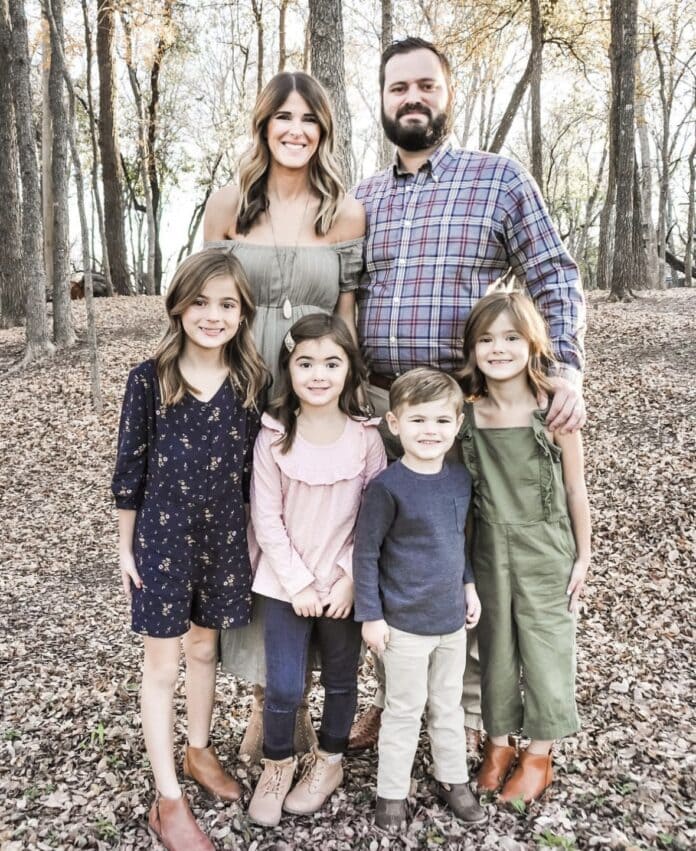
top-left (334, 238), bottom-right (365, 293)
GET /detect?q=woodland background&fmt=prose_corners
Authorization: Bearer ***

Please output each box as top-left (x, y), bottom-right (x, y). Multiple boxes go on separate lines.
top-left (0, 0), bottom-right (694, 849)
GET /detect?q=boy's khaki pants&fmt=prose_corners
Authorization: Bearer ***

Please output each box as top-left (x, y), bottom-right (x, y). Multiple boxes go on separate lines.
top-left (377, 624), bottom-right (469, 800)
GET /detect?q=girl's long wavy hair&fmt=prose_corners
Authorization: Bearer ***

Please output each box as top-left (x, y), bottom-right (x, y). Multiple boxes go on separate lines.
top-left (268, 313), bottom-right (368, 453)
top-left (155, 249), bottom-right (269, 408)
top-left (459, 290), bottom-right (556, 400)
top-left (236, 72), bottom-right (345, 236)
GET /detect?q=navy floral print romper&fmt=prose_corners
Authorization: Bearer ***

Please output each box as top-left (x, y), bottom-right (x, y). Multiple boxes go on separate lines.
top-left (112, 360), bottom-right (260, 638)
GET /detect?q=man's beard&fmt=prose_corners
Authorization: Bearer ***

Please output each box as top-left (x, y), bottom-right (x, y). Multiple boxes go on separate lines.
top-left (381, 102), bottom-right (451, 152)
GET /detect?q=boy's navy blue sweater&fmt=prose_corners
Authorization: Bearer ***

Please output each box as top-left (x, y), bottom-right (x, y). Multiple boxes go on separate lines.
top-left (353, 460), bottom-right (473, 636)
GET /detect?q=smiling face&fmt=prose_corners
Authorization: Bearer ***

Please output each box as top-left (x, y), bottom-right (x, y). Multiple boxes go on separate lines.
top-left (386, 397), bottom-right (463, 467)
top-left (265, 90), bottom-right (321, 171)
top-left (288, 335), bottom-right (350, 412)
top-left (180, 275), bottom-right (242, 355)
top-left (381, 48), bottom-right (452, 152)
top-left (474, 310), bottom-right (531, 383)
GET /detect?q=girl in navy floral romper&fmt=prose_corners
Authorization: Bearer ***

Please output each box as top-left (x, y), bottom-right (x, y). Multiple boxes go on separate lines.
top-left (112, 249), bottom-right (267, 851)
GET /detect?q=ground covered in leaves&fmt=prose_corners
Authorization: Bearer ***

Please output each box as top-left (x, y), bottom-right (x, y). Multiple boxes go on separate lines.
top-left (0, 290), bottom-right (694, 851)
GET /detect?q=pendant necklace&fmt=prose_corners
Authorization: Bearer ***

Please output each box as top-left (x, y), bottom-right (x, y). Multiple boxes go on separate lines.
top-left (269, 193), bottom-right (311, 320)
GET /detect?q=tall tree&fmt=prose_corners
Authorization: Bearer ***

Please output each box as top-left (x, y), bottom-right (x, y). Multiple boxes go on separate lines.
top-left (97, 0), bottom-right (130, 295)
top-left (251, 0), bottom-right (264, 95)
top-left (0, 0), bottom-right (24, 328)
top-left (309, 0), bottom-right (353, 187)
top-left (45, 0), bottom-right (74, 346)
top-left (377, 0), bottom-right (393, 169)
top-left (7, 0), bottom-right (53, 363)
top-left (529, 0), bottom-right (543, 190)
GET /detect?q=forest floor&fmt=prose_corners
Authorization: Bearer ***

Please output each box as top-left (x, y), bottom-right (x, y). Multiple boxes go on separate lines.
top-left (0, 289), bottom-right (694, 851)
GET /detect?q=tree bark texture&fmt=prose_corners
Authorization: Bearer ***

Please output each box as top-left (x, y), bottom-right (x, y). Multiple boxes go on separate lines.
top-left (46, 0), bottom-right (75, 346)
top-left (278, 0), bottom-right (288, 71)
top-left (0, 0), bottom-right (25, 328)
top-left (609, 0), bottom-right (638, 300)
top-left (488, 50), bottom-right (535, 154)
top-left (636, 81), bottom-right (660, 288)
top-left (529, 0), bottom-right (544, 192)
top-left (97, 0), bottom-right (130, 295)
top-left (685, 136), bottom-right (695, 286)
top-left (8, 0), bottom-right (53, 360)
top-left (41, 20), bottom-right (53, 298)
top-left (377, 0), bottom-right (393, 170)
top-left (309, 0), bottom-right (353, 187)
top-left (251, 0), bottom-right (264, 96)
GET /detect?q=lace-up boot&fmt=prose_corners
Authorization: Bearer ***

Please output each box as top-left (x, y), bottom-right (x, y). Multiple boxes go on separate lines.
top-left (247, 755), bottom-right (297, 827)
top-left (283, 746), bottom-right (343, 815)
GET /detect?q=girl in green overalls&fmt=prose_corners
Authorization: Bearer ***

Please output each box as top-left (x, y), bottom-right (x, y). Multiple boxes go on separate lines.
top-left (458, 290), bottom-right (591, 804)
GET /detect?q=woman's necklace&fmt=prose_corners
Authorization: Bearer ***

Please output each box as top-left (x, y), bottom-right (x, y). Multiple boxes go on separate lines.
top-left (268, 193), bottom-right (311, 320)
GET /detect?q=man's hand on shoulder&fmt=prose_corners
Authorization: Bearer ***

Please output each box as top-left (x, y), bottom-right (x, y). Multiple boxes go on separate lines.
top-left (541, 376), bottom-right (586, 434)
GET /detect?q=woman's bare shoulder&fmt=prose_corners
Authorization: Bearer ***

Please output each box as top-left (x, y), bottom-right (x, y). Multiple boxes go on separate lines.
top-left (204, 184), bottom-right (240, 240)
top-left (328, 194), bottom-right (365, 242)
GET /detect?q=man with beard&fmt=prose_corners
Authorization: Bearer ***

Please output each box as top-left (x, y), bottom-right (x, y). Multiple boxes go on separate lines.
top-left (348, 38), bottom-right (586, 765)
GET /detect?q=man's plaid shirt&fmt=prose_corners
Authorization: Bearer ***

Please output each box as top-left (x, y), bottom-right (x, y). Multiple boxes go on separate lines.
top-left (354, 141), bottom-right (586, 381)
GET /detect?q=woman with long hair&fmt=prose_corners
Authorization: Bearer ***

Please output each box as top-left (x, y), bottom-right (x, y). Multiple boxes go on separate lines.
top-left (203, 71), bottom-right (365, 763)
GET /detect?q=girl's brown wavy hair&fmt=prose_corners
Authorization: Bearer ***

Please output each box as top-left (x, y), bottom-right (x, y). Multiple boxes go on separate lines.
top-left (268, 313), bottom-right (368, 453)
top-left (236, 72), bottom-right (345, 236)
top-left (459, 290), bottom-right (555, 400)
top-left (155, 249), bottom-right (269, 408)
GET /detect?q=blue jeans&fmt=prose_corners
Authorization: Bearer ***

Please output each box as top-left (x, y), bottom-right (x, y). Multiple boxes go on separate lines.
top-left (262, 595), bottom-right (362, 760)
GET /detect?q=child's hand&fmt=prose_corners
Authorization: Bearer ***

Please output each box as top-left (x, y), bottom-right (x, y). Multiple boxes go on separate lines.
top-left (362, 620), bottom-right (390, 656)
top-left (120, 551), bottom-right (142, 602)
top-left (464, 583), bottom-right (481, 629)
top-left (291, 585), bottom-right (323, 618)
top-left (566, 559), bottom-right (589, 612)
top-left (324, 574), bottom-right (354, 619)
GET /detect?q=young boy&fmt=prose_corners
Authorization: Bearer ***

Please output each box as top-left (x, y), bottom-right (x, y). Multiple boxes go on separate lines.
top-left (353, 368), bottom-right (486, 830)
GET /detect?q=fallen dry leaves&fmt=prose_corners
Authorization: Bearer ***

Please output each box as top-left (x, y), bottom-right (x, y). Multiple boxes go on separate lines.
top-left (0, 290), bottom-right (694, 850)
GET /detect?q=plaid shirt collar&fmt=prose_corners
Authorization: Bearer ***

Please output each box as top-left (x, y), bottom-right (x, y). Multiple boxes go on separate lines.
top-left (391, 137), bottom-right (455, 180)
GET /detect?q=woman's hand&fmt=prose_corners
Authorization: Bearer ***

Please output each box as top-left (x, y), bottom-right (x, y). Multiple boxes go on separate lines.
top-left (464, 583), bottom-right (481, 629)
top-left (566, 558), bottom-right (589, 612)
top-left (324, 574), bottom-right (354, 619)
top-left (291, 585), bottom-right (323, 618)
top-left (362, 620), bottom-right (390, 656)
top-left (120, 551), bottom-right (142, 602)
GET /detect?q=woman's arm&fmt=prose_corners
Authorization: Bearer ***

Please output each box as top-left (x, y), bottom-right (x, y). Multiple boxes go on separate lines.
top-left (556, 429), bottom-right (591, 611)
top-left (203, 185), bottom-right (239, 241)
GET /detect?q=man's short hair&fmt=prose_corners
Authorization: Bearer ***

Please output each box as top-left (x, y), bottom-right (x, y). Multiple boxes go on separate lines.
top-left (379, 37), bottom-right (453, 92)
top-left (389, 367), bottom-right (464, 415)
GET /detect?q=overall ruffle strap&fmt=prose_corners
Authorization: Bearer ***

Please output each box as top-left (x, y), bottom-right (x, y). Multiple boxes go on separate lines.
top-left (531, 409), bottom-right (562, 520)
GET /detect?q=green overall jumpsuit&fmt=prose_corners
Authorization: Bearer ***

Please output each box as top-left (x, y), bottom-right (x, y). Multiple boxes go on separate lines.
top-left (459, 405), bottom-right (580, 741)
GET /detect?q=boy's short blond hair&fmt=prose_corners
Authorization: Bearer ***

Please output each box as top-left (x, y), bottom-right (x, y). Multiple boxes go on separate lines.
top-left (389, 367), bottom-right (464, 415)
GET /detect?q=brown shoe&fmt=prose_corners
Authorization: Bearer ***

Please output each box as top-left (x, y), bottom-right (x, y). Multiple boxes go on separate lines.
top-left (293, 700), bottom-right (319, 755)
top-left (465, 726), bottom-right (483, 755)
top-left (183, 743), bottom-right (241, 801)
top-left (247, 755), bottom-right (297, 827)
top-left (476, 737), bottom-right (517, 792)
top-left (436, 780), bottom-right (488, 823)
top-left (375, 796), bottom-right (407, 831)
top-left (347, 705), bottom-right (382, 751)
top-left (283, 747), bottom-right (343, 815)
top-left (148, 793), bottom-right (214, 851)
top-left (499, 749), bottom-right (554, 804)
top-left (239, 684), bottom-right (264, 765)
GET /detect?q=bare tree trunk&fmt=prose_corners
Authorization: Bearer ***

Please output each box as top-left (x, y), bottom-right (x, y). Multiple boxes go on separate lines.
top-left (7, 0), bottom-right (53, 363)
top-left (576, 145), bottom-right (607, 268)
top-left (278, 0), bottom-right (289, 71)
top-left (0, 0), bottom-right (24, 328)
top-left (377, 0), bottom-right (393, 170)
top-left (251, 0), bottom-right (264, 96)
top-left (176, 152), bottom-right (223, 264)
top-left (41, 19), bottom-right (53, 296)
top-left (46, 0), bottom-right (74, 347)
top-left (488, 50), bottom-right (535, 154)
top-left (97, 0), bottom-right (131, 295)
top-left (685, 133), bottom-right (696, 286)
top-left (652, 26), bottom-right (670, 288)
top-left (636, 81), bottom-right (660, 288)
top-left (609, 0), bottom-right (638, 301)
top-left (45, 0), bottom-right (101, 409)
top-left (309, 0), bottom-right (353, 187)
top-left (530, 0), bottom-right (544, 190)
top-left (81, 0), bottom-right (112, 296)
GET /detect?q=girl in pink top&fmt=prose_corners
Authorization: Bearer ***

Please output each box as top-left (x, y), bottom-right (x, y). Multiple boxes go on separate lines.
top-left (247, 314), bottom-right (386, 827)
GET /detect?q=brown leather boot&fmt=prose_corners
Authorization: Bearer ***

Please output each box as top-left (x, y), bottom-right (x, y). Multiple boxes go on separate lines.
top-left (293, 700), bottom-right (319, 755)
top-left (499, 749), bottom-right (554, 804)
top-left (239, 684), bottom-right (264, 765)
top-left (148, 793), bottom-right (214, 851)
top-left (476, 737), bottom-right (517, 792)
top-left (347, 705), bottom-right (382, 751)
top-left (183, 743), bottom-right (241, 801)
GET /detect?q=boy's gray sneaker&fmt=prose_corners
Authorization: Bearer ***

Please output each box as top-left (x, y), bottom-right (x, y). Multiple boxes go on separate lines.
top-left (375, 796), bottom-right (407, 830)
top-left (436, 781), bottom-right (488, 823)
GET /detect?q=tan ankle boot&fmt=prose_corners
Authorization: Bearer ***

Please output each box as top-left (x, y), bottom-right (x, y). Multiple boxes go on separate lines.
top-left (247, 755), bottom-right (297, 827)
top-left (283, 746), bottom-right (343, 815)
top-left (239, 684), bottom-right (264, 765)
top-left (293, 700), bottom-right (319, 755)
top-left (499, 749), bottom-right (554, 804)
top-left (148, 793), bottom-right (214, 851)
top-left (183, 743), bottom-right (241, 801)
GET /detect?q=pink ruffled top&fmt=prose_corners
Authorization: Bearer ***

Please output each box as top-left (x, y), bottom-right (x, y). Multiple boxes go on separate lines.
top-left (250, 412), bottom-right (387, 603)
